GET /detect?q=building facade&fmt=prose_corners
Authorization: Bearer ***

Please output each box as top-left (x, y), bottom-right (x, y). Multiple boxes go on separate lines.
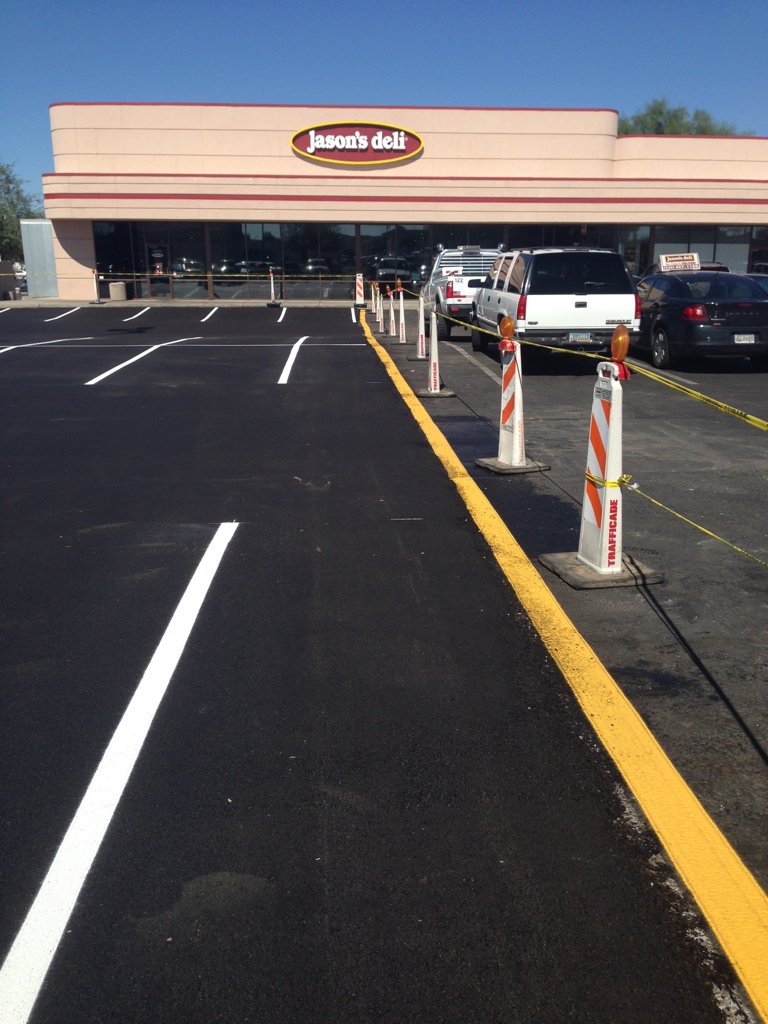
top-left (41, 102), bottom-right (768, 301)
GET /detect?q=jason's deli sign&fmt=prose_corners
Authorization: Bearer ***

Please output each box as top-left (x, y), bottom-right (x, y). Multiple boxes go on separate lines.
top-left (291, 122), bottom-right (423, 166)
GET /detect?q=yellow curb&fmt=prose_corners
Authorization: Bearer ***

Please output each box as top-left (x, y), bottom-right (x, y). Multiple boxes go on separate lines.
top-left (361, 310), bottom-right (768, 1020)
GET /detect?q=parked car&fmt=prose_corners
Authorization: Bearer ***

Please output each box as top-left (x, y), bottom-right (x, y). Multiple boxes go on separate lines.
top-left (421, 245), bottom-right (500, 338)
top-left (746, 273), bottom-right (768, 296)
top-left (641, 260), bottom-right (730, 277)
top-left (372, 257), bottom-right (413, 290)
top-left (636, 271), bottom-right (768, 369)
top-left (303, 259), bottom-right (330, 274)
top-left (212, 259), bottom-right (242, 276)
top-left (171, 258), bottom-right (205, 276)
top-left (472, 248), bottom-right (639, 357)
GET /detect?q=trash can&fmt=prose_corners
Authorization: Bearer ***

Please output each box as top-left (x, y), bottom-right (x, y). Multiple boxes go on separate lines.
top-left (109, 280), bottom-right (127, 301)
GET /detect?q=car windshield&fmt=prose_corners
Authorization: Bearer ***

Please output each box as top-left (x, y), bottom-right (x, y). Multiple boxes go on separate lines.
top-left (680, 274), bottom-right (767, 301)
top-left (527, 252), bottom-right (633, 295)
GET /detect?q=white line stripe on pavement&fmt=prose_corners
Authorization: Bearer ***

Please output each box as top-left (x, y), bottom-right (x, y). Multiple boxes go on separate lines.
top-left (277, 307), bottom-right (287, 323)
top-left (122, 307), bottom-right (150, 322)
top-left (43, 309), bottom-right (80, 322)
top-left (0, 522), bottom-right (239, 1024)
top-left (84, 337), bottom-right (203, 384)
top-left (277, 336), bottom-right (308, 384)
top-left (201, 307), bottom-right (218, 322)
top-left (0, 338), bottom-right (94, 356)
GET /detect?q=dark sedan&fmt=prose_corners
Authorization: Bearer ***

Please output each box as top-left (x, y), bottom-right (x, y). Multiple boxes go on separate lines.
top-left (636, 271), bottom-right (768, 370)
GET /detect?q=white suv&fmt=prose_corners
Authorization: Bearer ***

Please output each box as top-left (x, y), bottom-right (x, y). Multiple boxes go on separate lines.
top-left (421, 245), bottom-right (501, 339)
top-left (472, 248), bottom-right (640, 356)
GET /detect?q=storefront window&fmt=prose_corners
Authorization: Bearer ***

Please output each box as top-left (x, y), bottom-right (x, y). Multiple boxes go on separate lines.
top-left (616, 226), bottom-right (650, 276)
top-left (715, 226), bottom-right (750, 273)
top-left (689, 226), bottom-right (716, 262)
top-left (653, 225), bottom-right (690, 265)
top-left (508, 225), bottom-right (546, 249)
top-left (750, 227), bottom-right (768, 271)
top-left (93, 219), bottom-right (768, 300)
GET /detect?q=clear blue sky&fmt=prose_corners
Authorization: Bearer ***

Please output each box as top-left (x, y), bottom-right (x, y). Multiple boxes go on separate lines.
top-left (3, 0), bottom-right (766, 199)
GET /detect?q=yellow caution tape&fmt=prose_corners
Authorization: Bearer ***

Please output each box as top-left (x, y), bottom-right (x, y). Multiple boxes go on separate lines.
top-left (585, 471), bottom-right (622, 488)
top-left (370, 281), bottom-right (768, 432)
top-left (625, 363), bottom-right (768, 432)
top-left (621, 476), bottom-right (768, 571)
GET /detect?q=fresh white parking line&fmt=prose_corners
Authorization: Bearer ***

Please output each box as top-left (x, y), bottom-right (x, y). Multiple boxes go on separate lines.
top-left (277, 336), bottom-right (308, 384)
top-left (0, 338), bottom-right (94, 356)
top-left (277, 307), bottom-right (287, 323)
top-left (350, 307), bottom-right (356, 323)
top-left (0, 522), bottom-right (238, 1024)
top-left (84, 337), bottom-right (202, 385)
top-left (122, 307), bottom-right (150, 322)
top-left (43, 308), bottom-right (80, 322)
top-left (201, 307), bottom-right (218, 322)
top-left (0, 307), bottom-right (10, 314)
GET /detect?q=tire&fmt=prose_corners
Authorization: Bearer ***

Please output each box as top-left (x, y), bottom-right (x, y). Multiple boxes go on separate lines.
top-left (435, 304), bottom-right (451, 340)
top-left (471, 326), bottom-right (488, 353)
top-left (651, 328), bottom-right (673, 369)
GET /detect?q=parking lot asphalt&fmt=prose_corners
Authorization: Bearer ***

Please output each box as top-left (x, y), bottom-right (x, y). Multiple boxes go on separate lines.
top-left (0, 300), bottom-right (766, 1023)
top-left (382, 309), bottom-right (768, 887)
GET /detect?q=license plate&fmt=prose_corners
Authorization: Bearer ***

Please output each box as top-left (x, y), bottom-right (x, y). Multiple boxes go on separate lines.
top-left (734, 333), bottom-right (755, 344)
top-left (568, 332), bottom-right (591, 343)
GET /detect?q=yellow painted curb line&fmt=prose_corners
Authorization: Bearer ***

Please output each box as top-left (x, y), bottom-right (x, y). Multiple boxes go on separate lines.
top-left (361, 311), bottom-right (768, 1019)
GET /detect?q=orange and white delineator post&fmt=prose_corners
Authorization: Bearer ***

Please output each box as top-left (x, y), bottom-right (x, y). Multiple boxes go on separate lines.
top-left (370, 281), bottom-right (377, 314)
top-left (355, 273), bottom-right (365, 307)
top-left (427, 310), bottom-right (441, 393)
top-left (388, 288), bottom-right (396, 337)
top-left (415, 309), bottom-right (455, 397)
top-left (476, 318), bottom-right (546, 474)
top-left (376, 287), bottom-right (384, 332)
top-left (415, 294), bottom-right (427, 359)
top-left (540, 326), bottom-right (662, 588)
top-left (267, 267), bottom-right (281, 306)
top-left (577, 329), bottom-right (632, 574)
top-left (577, 360), bottom-right (625, 574)
top-left (397, 278), bottom-right (407, 343)
top-left (92, 268), bottom-right (103, 305)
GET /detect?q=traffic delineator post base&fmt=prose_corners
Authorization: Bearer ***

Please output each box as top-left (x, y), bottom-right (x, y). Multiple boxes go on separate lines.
top-left (539, 550), bottom-right (664, 590)
top-left (476, 455), bottom-right (549, 475)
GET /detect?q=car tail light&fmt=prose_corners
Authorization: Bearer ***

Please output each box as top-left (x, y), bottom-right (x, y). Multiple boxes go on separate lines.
top-left (517, 295), bottom-right (527, 319)
top-left (681, 304), bottom-right (710, 322)
top-left (446, 280), bottom-right (454, 298)
top-left (635, 294), bottom-right (642, 319)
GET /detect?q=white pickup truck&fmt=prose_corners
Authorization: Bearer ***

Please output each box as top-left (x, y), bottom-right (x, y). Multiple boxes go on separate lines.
top-left (421, 245), bottom-right (501, 339)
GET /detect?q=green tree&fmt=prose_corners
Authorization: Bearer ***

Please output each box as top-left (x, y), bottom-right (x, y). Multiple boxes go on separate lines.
top-left (618, 98), bottom-right (754, 137)
top-left (0, 163), bottom-right (43, 263)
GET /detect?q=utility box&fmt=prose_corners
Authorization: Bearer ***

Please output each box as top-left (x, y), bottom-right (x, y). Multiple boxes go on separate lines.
top-left (21, 219), bottom-right (58, 297)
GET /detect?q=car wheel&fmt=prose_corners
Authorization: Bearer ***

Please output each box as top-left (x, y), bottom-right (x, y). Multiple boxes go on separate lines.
top-left (436, 304), bottom-right (451, 340)
top-left (471, 326), bottom-right (488, 353)
top-left (651, 328), bottom-right (673, 369)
